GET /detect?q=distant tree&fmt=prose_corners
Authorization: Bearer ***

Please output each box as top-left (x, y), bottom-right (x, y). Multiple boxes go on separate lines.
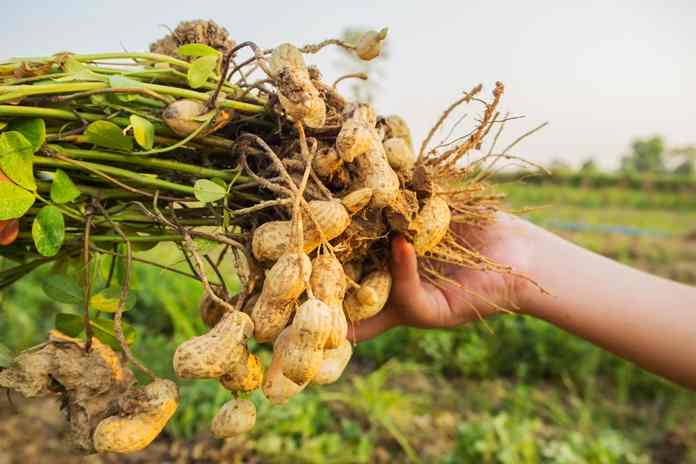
top-left (549, 158), bottom-right (572, 175)
top-left (579, 158), bottom-right (599, 174)
top-left (674, 160), bottom-right (694, 176)
top-left (669, 145), bottom-right (696, 177)
top-left (620, 136), bottom-right (666, 173)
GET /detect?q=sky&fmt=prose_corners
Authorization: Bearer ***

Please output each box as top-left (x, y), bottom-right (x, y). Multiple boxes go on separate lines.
top-left (1, 0), bottom-right (694, 169)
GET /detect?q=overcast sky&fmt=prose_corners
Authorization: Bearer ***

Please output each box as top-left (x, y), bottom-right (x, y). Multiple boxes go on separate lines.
top-left (2, 0), bottom-right (694, 168)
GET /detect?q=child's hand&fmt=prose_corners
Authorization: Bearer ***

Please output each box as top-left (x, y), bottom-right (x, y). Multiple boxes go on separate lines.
top-left (351, 213), bottom-right (536, 341)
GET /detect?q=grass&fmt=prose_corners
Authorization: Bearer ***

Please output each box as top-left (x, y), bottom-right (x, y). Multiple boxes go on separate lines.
top-left (1, 183), bottom-right (695, 463)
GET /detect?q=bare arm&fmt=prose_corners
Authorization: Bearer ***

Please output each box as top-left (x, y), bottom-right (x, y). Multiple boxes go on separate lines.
top-left (352, 214), bottom-right (696, 390)
top-left (520, 224), bottom-right (696, 389)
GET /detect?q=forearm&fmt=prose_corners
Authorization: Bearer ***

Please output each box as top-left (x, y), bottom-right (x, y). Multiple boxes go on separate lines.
top-left (520, 224), bottom-right (696, 390)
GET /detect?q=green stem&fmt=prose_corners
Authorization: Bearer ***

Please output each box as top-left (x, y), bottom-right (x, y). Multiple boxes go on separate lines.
top-left (34, 156), bottom-right (195, 195)
top-left (17, 232), bottom-right (184, 243)
top-left (36, 180), bottom-right (141, 199)
top-left (0, 82), bottom-right (265, 113)
top-left (49, 145), bottom-right (247, 182)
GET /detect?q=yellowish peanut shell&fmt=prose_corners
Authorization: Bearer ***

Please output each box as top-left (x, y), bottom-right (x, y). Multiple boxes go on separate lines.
top-left (262, 328), bottom-right (307, 404)
top-left (281, 298), bottom-right (332, 384)
top-left (211, 398), bottom-right (256, 438)
top-left (312, 339), bottom-right (353, 385)
top-left (173, 311), bottom-right (253, 379)
top-left (355, 28), bottom-right (388, 61)
top-left (344, 270), bottom-right (392, 322)
top-left (412, 196), bottom-right (451, 255)
top-left (251, 201), bottom-right (351, 262)
top-left (341, 187), bottom-right (373, 214)
top-left (355, 142), bottom-right (400, 208)
top-left (310, 255), bottom-right (348, 349)
top-left (93, 379), bottom-right (178, 454)
top-left (220, 352), bottom-right (263, 392)
top-left (383, 137), bottom-right (416, 173)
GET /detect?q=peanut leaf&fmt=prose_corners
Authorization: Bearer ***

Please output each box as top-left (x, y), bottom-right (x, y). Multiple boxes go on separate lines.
top-left (0, 131), bottom-right (36, 190)
top-left (90, 287), bottom-right (136, 313)
top-left (187, 55), bottom-right (218, 89)
top-left (32, 205), bottom-right (65, 257)
top-left (130, 114), bottom-right (155, 150)
top-left (55, 313), bottom-right (84, 337)
top-left (84, 120), bottom-right (134, 151)
top-left (43, 275), bottom-right (84, 304)
top-left (50, 169), bottom-right (81, 204)
top-left (0, 181), bottom-right (35, 220)
top-left (7, 118), bottom-right (45, 151)
top-left (54, 314), bottom-right (136, 351)
top-left (177, 43), bottom-right (221, 58)
top-left (193, 179), bottom-right (226, 203)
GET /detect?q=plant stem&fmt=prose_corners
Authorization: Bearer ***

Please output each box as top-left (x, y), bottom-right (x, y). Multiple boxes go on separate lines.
top-left (34, 156), bottom-right (195, 195)
top-left (50, 146), bottom-right (248, 182)
top-left (0, 82), bottom-right (265, 113)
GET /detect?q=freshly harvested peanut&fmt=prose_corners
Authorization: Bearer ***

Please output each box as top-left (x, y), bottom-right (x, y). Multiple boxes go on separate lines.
top-left (173, 311), bottom-right (253, 379)
top-left (310, 255), bottom-right (348, 349)
top-left (262, 328), bottom-right (307, 404)
top-left (355, 28), bottom-right (388, 61)
top-left (380, 115), bottom-right (413, 150)
top-left (251, 200), bottom-right (351, 262)
top-left (162, 99), bottom-right (231, 136)
top-left (354, 140), bottom-right (400, 208)
top-left (211, 398), bottom-right (256, 438)
top-left (344, 269), bottom-right (392, 322)
top-left (383, 137), bottom-right (416, 173)
top-left (271, 43), bottom-right (326, 128)
top-left (336, 104), bottom-right (377, 162)
top-left (93, 379), bottom-right (179, 454)
top-left (313, 146), bottom-right (343, 178)
top-left (341, 188), bottom-right (373, 214)
top-left (251, 252), bottom-right (311, 342)
top-left (312, 339), bottom-right (353, 385)
top-left (281, 298), bottom-right (332, 384)
top-left (412, 195), bottom-right (451, 255)
top-left (220, 352), bottom-right (263, 392)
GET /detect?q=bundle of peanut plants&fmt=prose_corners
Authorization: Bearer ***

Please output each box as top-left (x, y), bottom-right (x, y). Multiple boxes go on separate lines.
top-left (0, 20), bottom-right (542, 454)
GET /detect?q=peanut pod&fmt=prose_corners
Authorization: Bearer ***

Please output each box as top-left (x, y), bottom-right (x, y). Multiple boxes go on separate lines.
top-left (220, 351), bottom-right (263, 392)
top-left (344, 269), bottom-right (392, 322)
top-left (312, 339), bottom-right (353, 385)
top-left (93, 379), bottom-right (179, 454)
top-left (412, 195), bottom-right (451, 255)
top-left (310, 254), bottom-right (348, 349)
top-left (281, 298), bottom-right (332, 384)
top-left (262, 328), bottom-right (307, 404)
top-left (251, 252), bottom-right (312, 342)
top-left (211, 398), bottom-right (256, 438)
top-left (173, 311), bottom-right (253, 379)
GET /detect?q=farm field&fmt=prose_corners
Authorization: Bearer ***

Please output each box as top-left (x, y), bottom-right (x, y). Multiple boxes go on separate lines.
top-left (1, 182), bottom-right (695, 464)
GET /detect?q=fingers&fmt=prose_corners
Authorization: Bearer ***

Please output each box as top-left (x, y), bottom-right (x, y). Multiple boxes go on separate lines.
top-left (389, 235), bottom-right (421, 296)
top-left (349, 305), bottom-right (398, 342)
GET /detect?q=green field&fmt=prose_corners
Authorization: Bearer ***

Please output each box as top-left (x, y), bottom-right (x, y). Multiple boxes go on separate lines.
top-left (1, 183), bottom-right (695, 463)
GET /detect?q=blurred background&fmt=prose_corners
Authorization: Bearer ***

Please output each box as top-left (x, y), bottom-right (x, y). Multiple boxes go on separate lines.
top-left (1, 1), bottom-right (695, 462)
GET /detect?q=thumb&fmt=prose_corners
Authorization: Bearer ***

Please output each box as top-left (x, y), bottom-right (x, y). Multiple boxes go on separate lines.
top-left (389, 235), bottom-right (422, 298)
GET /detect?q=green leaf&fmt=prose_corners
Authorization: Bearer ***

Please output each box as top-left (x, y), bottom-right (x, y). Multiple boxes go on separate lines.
top-left (187, 55), bottom-right (218, 89)
top-left (55, 69), bottom-right (107, 82)
top-left (84, 120), bottom-right (134, 151)
top-left (55, 313), bottom-right (84, 337)
top-left (0, 131), bottom-right (36, 190)
top-left (130, 115), bottom-right (155, 150)
top-left (90, 287), bottom-right (136, 313)
top-left (7, 118), bottom-right (46, 151)
top-left (0, 343), bottom-right (13, 368)
top-left (177, 43), bottom-right (221, 58)
top-left (0, 121), bottom-right (8, 130)
top-left (194, 179), bottom-right (226, 203)
top-left (50, 169), bottom-right (81, 204)
top-left (43, 275), bottom-right (84, 304)
top-left (108, 75), bottom-right (145, 89)
top-left (32, 205), bottom-right (65, 257)
top-left (91, 318), bottom-right (137, 351)
top-left (62, 56), bottom-right (89, 74)
top-left (0, 181), bottom-right (35, 220)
